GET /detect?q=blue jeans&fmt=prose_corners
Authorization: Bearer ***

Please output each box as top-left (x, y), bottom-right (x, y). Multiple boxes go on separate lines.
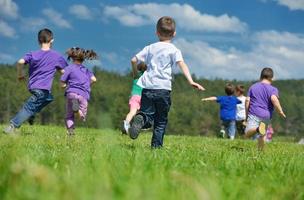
top-left (11, 89), bottom-right (53, 128)
top-left (222, 120), bottom-right (236, 138)
top-left (138, 89), bottom-right (171, 148)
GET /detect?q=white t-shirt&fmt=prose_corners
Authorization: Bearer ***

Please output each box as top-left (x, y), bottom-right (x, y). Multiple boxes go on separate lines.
top-left (135, 41), bottom-right (183, 91)
top-left (236, 95), bottom-right (246, 121)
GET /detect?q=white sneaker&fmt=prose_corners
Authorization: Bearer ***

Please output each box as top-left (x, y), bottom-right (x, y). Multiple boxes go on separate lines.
top-left (121, 120), bottom-right (130, 135)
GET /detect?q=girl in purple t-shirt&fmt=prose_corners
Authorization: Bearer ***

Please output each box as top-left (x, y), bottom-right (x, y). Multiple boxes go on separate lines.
top-left (60, 47), bottom-right (98, 135)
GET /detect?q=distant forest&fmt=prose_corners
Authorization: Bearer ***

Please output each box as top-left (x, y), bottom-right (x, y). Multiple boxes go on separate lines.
top-left (1, 64), bottom-right (303, 136)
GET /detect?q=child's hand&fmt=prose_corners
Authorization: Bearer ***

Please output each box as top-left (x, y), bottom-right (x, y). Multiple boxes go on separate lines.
top-left (191, 82), bottom-right (205, 91)
top-left (279, 111), bottom-right (286, 118)
top-left (17, 75), bottom-right (25, 81)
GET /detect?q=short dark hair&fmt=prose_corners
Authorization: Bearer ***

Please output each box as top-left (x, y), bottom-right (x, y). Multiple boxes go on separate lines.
top-left (225, 83), bottom-right (235, 95)
top-left (236, 85), bottom-right (245, 95)
top-left (38, 28), bottom-right (53, 44)
top-left (260, 67), bottom-right (274, 80)
top-left (156, 16), bottom-right (176, 39)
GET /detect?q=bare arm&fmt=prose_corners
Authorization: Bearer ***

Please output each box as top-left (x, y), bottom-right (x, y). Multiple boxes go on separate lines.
top-left (245, 97), bottom-right (250, 121)
top-left (60, 81), bottom-right (67, 88)
top-left (91, 76), bottom-right (97, 84)
top-left (201, 96), bottom-right (217, 102)
top-left (271, 95), bottom-right (286, 118)
top-left (16, 59), bottom-right (26, 81)
top-left (58, 69), bottom-right (65, 74)
top-left (177, 61), bottom-right (205, 91)
top-left (131, 57), bottom-right (138, 78)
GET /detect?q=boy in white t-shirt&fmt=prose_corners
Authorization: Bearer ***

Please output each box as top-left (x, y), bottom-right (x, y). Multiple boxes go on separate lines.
top-left (129, 16), bottom-right (205, 148)
top-left (235, 85), bottom-right (246, 136)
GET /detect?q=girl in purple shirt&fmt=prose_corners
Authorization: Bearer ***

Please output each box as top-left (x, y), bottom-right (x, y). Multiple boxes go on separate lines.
top-left (60, 47), bottom-right (97, 135)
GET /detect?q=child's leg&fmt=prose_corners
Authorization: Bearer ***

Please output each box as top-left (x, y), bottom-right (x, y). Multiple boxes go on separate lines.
top-left (227, 120), bottom-right (236, 140)
top-left (258, 135), bottom-right (266, 151)
top-left (244, 115), bottom-right (260, 139)
top-left (151, 90), bottom-right (171, 148)
top-left (65, 93), bottom-right (76, 130)
top-left (78, 95), bottom-right (88, 121)
top-left (10, 89), bottom-right (53, 128)
top-left (126, 95), bottom-right (141, 123)
top-left (129, 90), bottom-right (155, 139)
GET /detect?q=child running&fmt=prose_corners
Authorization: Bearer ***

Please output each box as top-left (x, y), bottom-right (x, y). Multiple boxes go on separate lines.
top-left (3, 28), bottom-right (68, 134)
top-left (244, 67), bottom-right (286, 150)
top-left (128, 16), bottom-right (205, 148)
top-left (202, 83), bottom-right (241, 140)
top-left (122, 62), bottom-right (147, 134)
top-left (235, 85), bottom-right (246, 136)
top-left (60, 47), bottom-right (97, 135)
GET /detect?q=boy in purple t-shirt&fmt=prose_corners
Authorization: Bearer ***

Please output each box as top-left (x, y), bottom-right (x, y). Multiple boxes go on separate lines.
top-left (202, 83), bottom-right (241, 140)
top-left (60, 47), bottom-right (97, 135)
top-left (3, 28), bottom-right (68, 134)
top-left (244, 67), bottom-right (286, 150)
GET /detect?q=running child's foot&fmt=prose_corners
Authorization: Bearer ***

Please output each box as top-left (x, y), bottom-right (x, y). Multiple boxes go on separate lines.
top-left (121, 120), bottom-right (130, 135)
top-left (3, 124), bottom-right (17, 135)
top-left (72, 99), bottom-right (80, 113)
top-left (67, 128), bottom-right (75, 136)
top-left (129, 115), bottom-right (144, 139)
top-left (257, 122), bottom-right (266, 136)
top-left (28, 116), bottom-right (35, 125)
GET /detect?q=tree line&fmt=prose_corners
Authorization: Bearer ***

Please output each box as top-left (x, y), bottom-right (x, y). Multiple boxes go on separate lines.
top-left (0, 64), bottom-right (303, 137)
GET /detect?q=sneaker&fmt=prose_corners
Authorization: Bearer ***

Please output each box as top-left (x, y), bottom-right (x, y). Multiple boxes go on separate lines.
top-left (129, 115), bottom-right (144, 140)
top-left (121, 120), bottom-right (129, 135)
top-left (3, 124), bottom-right (17, 135)
top-left (72, 99), bottom-right (80, 113)
top-left (219, 129), bottom-right (225, 138)
top-left (28, 116), bottom-right (35, 125)
top-left (258, 122), bottom-right (266, 136)
top-left (67, 128), bottom-right (75, 136)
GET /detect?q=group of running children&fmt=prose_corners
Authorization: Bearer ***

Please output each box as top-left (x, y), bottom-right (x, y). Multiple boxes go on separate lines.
top-left (3, 16), bottom-right (286, 150)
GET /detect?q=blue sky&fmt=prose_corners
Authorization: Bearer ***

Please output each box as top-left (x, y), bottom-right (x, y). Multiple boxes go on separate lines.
top-left (0, 0), bottom-right (304, 80)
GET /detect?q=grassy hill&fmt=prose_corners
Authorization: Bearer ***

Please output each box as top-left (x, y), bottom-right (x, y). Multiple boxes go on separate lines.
top-left (0, 125), bottom-right (303, 200)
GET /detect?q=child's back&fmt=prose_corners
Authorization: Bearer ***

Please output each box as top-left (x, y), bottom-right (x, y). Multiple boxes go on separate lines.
top-left (26, 49), bottom-right (67, 91)
top-left (247, 82), bottom-right (278, 119)
top-left (136, 41), bottom-right (182, 90)
top-left (62, 64), bottom-right (93, 100)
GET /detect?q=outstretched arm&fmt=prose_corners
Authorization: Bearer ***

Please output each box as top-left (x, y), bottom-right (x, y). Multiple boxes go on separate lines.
top-left (177, 61), bottom-right (205, 91)
top-left (201, 96), bottom-right (217, 102)
top-left (271, 95), bottom-right (286, 118)
top-left (16, 59), bottom-right (26, 81)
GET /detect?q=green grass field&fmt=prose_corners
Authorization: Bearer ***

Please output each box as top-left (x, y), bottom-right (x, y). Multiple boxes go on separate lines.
top-left (0, 125), bottom-right (303, 200)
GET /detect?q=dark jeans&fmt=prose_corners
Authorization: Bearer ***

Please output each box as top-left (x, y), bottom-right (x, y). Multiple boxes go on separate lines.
top-left (138, 89), bottom-right (171, 148)
top-left (11, 89), bottom-right (53, 128)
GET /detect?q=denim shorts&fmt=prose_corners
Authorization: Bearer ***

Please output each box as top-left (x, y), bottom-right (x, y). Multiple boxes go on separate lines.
top-left (245, 114), bottom-right (270, 133)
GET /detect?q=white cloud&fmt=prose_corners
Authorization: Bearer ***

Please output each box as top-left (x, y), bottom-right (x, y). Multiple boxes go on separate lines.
top-left (0, 20), bottom-right (16, 38)
top-left (0, 0), bottom-right (18, 19)
top-left (21, 17), bottom-right (46, 31)
top-left (69, 4), bottom-right (93, 20)
top-left (103, 3), bottom-right (247, 33)
top-left (174, 31), bottom-right (304, 80)
top-left (0, 52), bottom-right (15, 63)
top-left (42, 8), bottom-right (72, 29)
top-left (275, 0), bottom-right (304, 10)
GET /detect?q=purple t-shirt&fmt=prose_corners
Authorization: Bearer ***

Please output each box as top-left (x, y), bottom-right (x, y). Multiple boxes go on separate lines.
top-left (60, 64), bottom-right (94, 100)
top-left (247, 82), bottom-right (279, 119)
top-left (24, 49), bottom-right (67, 91)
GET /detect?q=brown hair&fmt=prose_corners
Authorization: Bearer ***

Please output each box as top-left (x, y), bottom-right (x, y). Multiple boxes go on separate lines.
top-left (38, 28), bottom-right (53, 44)
top-left (260, 67), bottom-right (274, 80)
top-left (66, 47), bottom-right (98, 62)
top-left (225, 83), bottom-right (235, 96)
top-left (235, 85), bottom-right (245, 95)
top-left (156, 16), bottom-right (176, 39)
top-left (137, 62), bottom-right (147, 72)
